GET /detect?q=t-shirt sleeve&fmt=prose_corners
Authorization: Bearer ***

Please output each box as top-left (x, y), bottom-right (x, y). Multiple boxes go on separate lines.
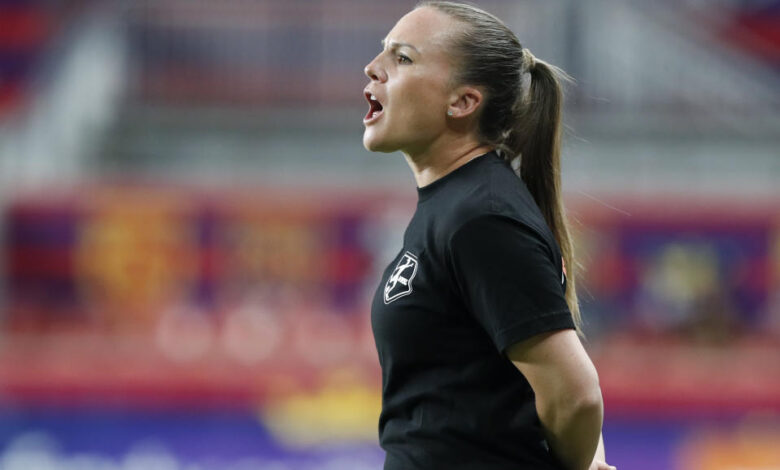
top-left (448, 215), bottom-right (575, 353)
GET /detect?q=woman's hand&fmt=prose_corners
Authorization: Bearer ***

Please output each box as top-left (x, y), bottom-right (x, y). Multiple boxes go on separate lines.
top-left (589, 460), bottom-right (616, 470)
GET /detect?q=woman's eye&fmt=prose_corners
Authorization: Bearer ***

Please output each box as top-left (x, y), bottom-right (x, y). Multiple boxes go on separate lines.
top-left (397, 54), bottom-right (412, 64)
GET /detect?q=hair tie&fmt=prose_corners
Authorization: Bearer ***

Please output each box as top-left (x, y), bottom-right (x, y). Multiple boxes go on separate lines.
top-left (518, 48), bottom-right (534, 101)
top-left (523, 48), bottom-right (536, 72)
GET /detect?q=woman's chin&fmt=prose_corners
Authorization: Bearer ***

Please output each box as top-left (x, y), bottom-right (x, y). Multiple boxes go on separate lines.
top-left (363, 132), bottom-right (394, 153)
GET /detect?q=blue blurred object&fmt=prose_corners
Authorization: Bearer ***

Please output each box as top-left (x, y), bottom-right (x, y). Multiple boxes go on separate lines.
top-left (0, 406), bottom-right (384, 470)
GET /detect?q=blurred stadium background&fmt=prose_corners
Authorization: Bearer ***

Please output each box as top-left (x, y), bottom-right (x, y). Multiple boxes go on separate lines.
top-left (1, 0), bottom-right (779, 469)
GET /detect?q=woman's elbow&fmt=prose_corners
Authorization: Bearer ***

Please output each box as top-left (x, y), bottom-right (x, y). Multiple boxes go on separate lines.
top-left (553, 369), bottom-right (603, 422)
top-left (574, 387), bottom-right (603, 421)
top-left (575, 369), bottom-right (603, 416)
top-left (539, 378), bottom-right (603, 426)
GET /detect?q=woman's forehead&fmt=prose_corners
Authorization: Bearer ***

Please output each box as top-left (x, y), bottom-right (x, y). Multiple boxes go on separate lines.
top-left (385, 7), bottom-right (459, 55)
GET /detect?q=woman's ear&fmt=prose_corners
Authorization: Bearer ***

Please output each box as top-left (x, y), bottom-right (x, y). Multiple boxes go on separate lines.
top-left (446, 86), bottom-right (483, 118)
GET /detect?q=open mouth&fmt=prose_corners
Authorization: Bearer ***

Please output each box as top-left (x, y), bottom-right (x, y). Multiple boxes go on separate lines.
top-left (364, 92), bottom-right (384, 123)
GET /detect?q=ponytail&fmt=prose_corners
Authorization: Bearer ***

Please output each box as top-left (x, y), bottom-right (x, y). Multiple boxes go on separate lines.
top-left (505, 51), bottom-right (582, 332)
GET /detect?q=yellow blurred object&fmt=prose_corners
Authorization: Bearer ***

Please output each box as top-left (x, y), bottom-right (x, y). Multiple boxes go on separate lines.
top-left (75, 191), bottom-right (198, 330)
top-left (261, 368), bottom-right (381, 447)
top-left (678, 424), bottom-right (780, 469)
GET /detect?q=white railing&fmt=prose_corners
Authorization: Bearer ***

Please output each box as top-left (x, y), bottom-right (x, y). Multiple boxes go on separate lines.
top-left (0, 4), bottom-right (125, 197)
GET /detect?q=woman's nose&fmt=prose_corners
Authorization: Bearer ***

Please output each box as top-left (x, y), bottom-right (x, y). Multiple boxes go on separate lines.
top-left (364, 57), bottom-right (385, 82)
top-left (364, 65), bottom-right (377, 80)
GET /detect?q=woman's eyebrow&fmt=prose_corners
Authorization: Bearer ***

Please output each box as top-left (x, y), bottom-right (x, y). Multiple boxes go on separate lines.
top-left (381, 39), bottom-right (420, 53)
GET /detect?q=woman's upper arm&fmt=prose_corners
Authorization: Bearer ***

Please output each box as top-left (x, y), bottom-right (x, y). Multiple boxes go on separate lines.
top-left (448, 215), bottom-right (574, 352)
top-left (505, 329), bottom-right (601, 406)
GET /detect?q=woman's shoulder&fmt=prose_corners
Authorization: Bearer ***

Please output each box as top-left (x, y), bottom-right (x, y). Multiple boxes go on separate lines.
top-left (438, 154), bottom-right (550, 239)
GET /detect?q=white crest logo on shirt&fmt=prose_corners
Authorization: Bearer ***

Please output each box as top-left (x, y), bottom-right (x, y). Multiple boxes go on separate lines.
top-left (384, 251), bottom-right (418, 304)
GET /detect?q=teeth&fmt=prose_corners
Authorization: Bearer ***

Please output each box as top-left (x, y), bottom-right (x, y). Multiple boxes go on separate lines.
top-left (371, 95), bottom-right (377, 101)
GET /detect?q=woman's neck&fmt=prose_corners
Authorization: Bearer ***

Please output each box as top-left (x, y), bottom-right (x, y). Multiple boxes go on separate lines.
top-left (404, 138), bottom-right (494, 188)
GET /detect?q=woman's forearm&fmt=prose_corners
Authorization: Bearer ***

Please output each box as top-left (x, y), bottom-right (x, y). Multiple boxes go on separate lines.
top-left (538, 391), bottom-right (603, 470)
top-left (506, 330), bottom-right (605, 470)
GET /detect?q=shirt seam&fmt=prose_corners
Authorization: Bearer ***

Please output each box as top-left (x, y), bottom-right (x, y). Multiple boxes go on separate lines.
top-left (488, 158), bottom-right (498, 213)
top-left (447, 213), bottom-right (551, 257)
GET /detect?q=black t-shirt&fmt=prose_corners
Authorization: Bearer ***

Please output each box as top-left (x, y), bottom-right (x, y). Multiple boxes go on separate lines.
top-left (371, 151), bottom-right (574, 470)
